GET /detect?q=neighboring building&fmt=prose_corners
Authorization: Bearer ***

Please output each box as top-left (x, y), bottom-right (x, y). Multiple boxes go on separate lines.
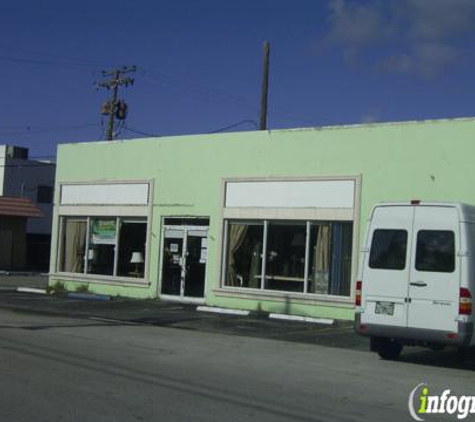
top-left (0, 196), bottom-right (43, 270)
top-left (0, 146), bottom-right (56, 271)
top-left (49, 117), bottom-right (475, 320)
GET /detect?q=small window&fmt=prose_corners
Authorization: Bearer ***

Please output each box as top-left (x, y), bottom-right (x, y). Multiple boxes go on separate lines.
top-left (416, 230), bottom-right (455, 273)
top-left (37, 185), bottom-right (53, 204)
top-left (369, 229), bottom-right (408, 270)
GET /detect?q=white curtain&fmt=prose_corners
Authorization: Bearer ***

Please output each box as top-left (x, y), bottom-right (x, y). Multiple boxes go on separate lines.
top-left (63, 220), bottom-right (86, 273)
top-left (311, 224), bottom-right (330, 293)
top-left (226, 224), bottom-right (248, 286)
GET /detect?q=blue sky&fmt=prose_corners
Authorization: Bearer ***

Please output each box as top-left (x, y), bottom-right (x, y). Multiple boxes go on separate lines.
top-left (1, 0), bottom-right (475, 158)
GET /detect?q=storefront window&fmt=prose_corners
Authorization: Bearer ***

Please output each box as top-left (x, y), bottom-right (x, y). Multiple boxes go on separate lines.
top-left (58, 216), bottom-right (147, 279)
top-left (307, 223), bottom-right (331, 294)
top-left (88, 218), bottom-right (116, 276)
top-left (265, 222), bottom-right (306, 292)
top-left (225, 222), bottom-right (263, 289)
top-left (117, 220), bottom-right (147, 277)
top-left (59, 218), bottom-right (87, 273)
top-left (223, 219), bottom-right (353, 297)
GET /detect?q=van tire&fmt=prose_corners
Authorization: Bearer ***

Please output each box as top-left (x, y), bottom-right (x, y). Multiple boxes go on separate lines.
top-left (458, 346), bottom-right (474, 361)
top-left (372, 337), bottom-right (403, 360)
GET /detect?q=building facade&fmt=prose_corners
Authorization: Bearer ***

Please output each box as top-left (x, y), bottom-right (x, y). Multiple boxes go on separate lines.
top-left (0, 145), bottom-right (56, 270)
top-left (49, 117), bottom-right (475, 320)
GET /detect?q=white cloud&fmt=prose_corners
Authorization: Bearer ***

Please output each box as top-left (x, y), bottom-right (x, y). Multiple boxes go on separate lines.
top-left (326, 0), bottom-right (388, 46)
top-left (380, 42), bottom-right (461, 79)
top-left (405, 0), bottom-right (475, 40)
top-left (321, 0), bottom-right (475, 79)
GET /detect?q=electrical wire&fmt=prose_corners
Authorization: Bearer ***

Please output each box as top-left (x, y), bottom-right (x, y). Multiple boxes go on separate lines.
top-left (123, 125), bottom-right (159, 137)
top-left (0, 123), bottom-right (100, 138)
top-left (0, 44), bottom-right (109, 69)
top-left (0, 55), bottom-right (101, 72)
top-left (209, 119), bottom-right (259, 133)
top-left (139, 67), bottom-right (319, 126)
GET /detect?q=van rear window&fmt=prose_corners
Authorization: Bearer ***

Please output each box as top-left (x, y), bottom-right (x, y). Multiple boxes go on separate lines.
top-left (416, 230), bottom-right (455, 273)
top-left (369, 229), bottom-right (407, 270)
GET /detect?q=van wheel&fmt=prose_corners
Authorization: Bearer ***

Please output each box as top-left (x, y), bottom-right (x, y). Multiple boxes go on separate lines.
top-left (373, 338), bottom-right (403, 360)
top-left (458, 346), bottom-right (474, 361)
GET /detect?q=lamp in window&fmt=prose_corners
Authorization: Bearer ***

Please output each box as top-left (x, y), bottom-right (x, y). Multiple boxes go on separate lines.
top-left (87, 249), bottom-right (96, 272)
top-left (88, 249), bottom-right (96, 261)
top-left (130, 251), bottom-right (145, 274)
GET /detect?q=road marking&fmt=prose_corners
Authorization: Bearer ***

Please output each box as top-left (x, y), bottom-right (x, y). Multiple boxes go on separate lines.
top-left (88, 317), bottom-right (143, 326)
top-left (17, 287), bottom-right (47, 294)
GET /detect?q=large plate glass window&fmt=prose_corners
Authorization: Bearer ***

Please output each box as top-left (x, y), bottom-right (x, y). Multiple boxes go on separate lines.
top-left (225, 222), bottom-right (263, 289)
top-left (58, 216), bottom-right (147, 279)
top-left (265, 222), bottom-right (306, 292)
top-left (117, 219), bottom-right (147, 277)
top-left (59, 218), bottom-right (87, 273)
top-left (223, 219), bottom-right (353, 297)
top-left (88, 218), bottom-right (116, 276)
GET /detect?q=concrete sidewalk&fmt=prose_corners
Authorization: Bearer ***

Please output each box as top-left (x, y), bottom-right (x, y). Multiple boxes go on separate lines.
top-left (0, 274), bottom-right (368, 351)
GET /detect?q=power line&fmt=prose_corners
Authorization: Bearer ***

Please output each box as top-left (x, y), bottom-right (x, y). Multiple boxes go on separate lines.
top-left (141, 68), bottom-right (257, 112)
top-left (140, 66), bottom-right (319, 127)
top-left (123, 125), bottom-right (160, 137)
top-left (209, 120), bottom-right (258, 133)
top-left (0, 123), bottom-right (99, 138)
top-left (0, 55), bottom-right (100, 72)
top-left (0, 44), bottom-right (109, 69)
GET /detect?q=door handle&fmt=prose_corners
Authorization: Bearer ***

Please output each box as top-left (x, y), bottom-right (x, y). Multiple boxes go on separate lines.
top-left (410, 281), bottom-right (427, 287)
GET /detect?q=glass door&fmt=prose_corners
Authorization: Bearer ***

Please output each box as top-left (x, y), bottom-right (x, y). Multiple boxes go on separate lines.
top-left (160, 225), bottom-right (208, 299)
top-left (161, 228), bottom-right (184, 296)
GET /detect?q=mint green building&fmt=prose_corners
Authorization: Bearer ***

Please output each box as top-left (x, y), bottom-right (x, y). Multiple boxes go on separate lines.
top-left (49, 117), bottom-right (475, 321)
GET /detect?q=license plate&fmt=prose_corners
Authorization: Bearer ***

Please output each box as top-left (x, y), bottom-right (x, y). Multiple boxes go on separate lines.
top-left (375, 301), bottom-right (395, 315)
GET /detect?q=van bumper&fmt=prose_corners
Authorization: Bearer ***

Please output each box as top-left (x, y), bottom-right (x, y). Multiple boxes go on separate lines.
top-left (354, 313), bottom-right (473, 347)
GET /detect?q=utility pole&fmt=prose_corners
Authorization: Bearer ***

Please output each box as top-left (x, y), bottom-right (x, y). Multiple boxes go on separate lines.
top-left (96, 66), bottom-right (136, 140)
top-left (259, 41), bottom-right (270, 131)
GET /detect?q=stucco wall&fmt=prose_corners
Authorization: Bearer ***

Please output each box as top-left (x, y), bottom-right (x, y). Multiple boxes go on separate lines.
top-left (49, 117), bottom-right (475, 319)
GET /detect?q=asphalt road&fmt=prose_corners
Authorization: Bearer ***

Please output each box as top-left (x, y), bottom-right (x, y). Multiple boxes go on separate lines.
top-left (0, 309), bottom-right (474, 421)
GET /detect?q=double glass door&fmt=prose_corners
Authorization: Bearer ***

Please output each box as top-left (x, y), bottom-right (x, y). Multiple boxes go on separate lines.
top-left (161, 225), bottom-right (208, 299)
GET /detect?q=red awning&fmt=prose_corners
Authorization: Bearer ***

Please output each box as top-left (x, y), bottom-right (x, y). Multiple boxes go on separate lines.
top-left (0, 196), bottom-right (43, 218)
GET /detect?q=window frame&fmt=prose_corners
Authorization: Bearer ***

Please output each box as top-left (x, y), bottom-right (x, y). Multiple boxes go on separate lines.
top-left (57, 215), bottom-right (148, 280)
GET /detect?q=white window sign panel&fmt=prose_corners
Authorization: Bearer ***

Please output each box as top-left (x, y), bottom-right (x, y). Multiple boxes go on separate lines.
top-left (61, 183), bottom-right (149, 205)
top-left (225, 180), bottom-right (355, 209)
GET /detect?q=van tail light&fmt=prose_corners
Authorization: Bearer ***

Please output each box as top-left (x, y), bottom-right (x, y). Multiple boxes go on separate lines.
top-left (459, 288), bottom-right (472, 315)
top-left (355, 281), bottom-right (362, 307)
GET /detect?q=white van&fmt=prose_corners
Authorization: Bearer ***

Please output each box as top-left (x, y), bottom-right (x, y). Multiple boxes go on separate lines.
top-left (355, 201), bottom-right (475, 359)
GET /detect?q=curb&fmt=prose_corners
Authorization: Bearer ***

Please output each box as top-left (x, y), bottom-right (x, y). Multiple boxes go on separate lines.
top-left (67, 292), bottom-right (111, 301)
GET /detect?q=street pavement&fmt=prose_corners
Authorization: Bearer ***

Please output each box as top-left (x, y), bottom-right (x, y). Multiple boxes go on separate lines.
top-left (0, 308), bottom-right (473, 422)
top-left (3, 274), bottom-right (475, 365)
top-left (0, 274), bottom-right (368, 350)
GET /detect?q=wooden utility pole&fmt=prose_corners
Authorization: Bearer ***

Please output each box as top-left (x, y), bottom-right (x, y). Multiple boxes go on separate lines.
top-left (259, 41), bottom-right (270, 130)
top-left (97, 66), bottom-right (136, 140)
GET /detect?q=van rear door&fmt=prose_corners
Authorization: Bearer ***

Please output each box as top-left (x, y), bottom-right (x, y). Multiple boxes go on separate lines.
top-left (407, 206), bottom-right (459, 332)
top-left (361, 205), bottom-right (413, 328)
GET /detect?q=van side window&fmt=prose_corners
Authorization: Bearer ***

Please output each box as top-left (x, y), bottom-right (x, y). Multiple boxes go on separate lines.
top-left (369, 229), bottom-right (407, 270)
top-left (416, 230), bottom-right (455, 273)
